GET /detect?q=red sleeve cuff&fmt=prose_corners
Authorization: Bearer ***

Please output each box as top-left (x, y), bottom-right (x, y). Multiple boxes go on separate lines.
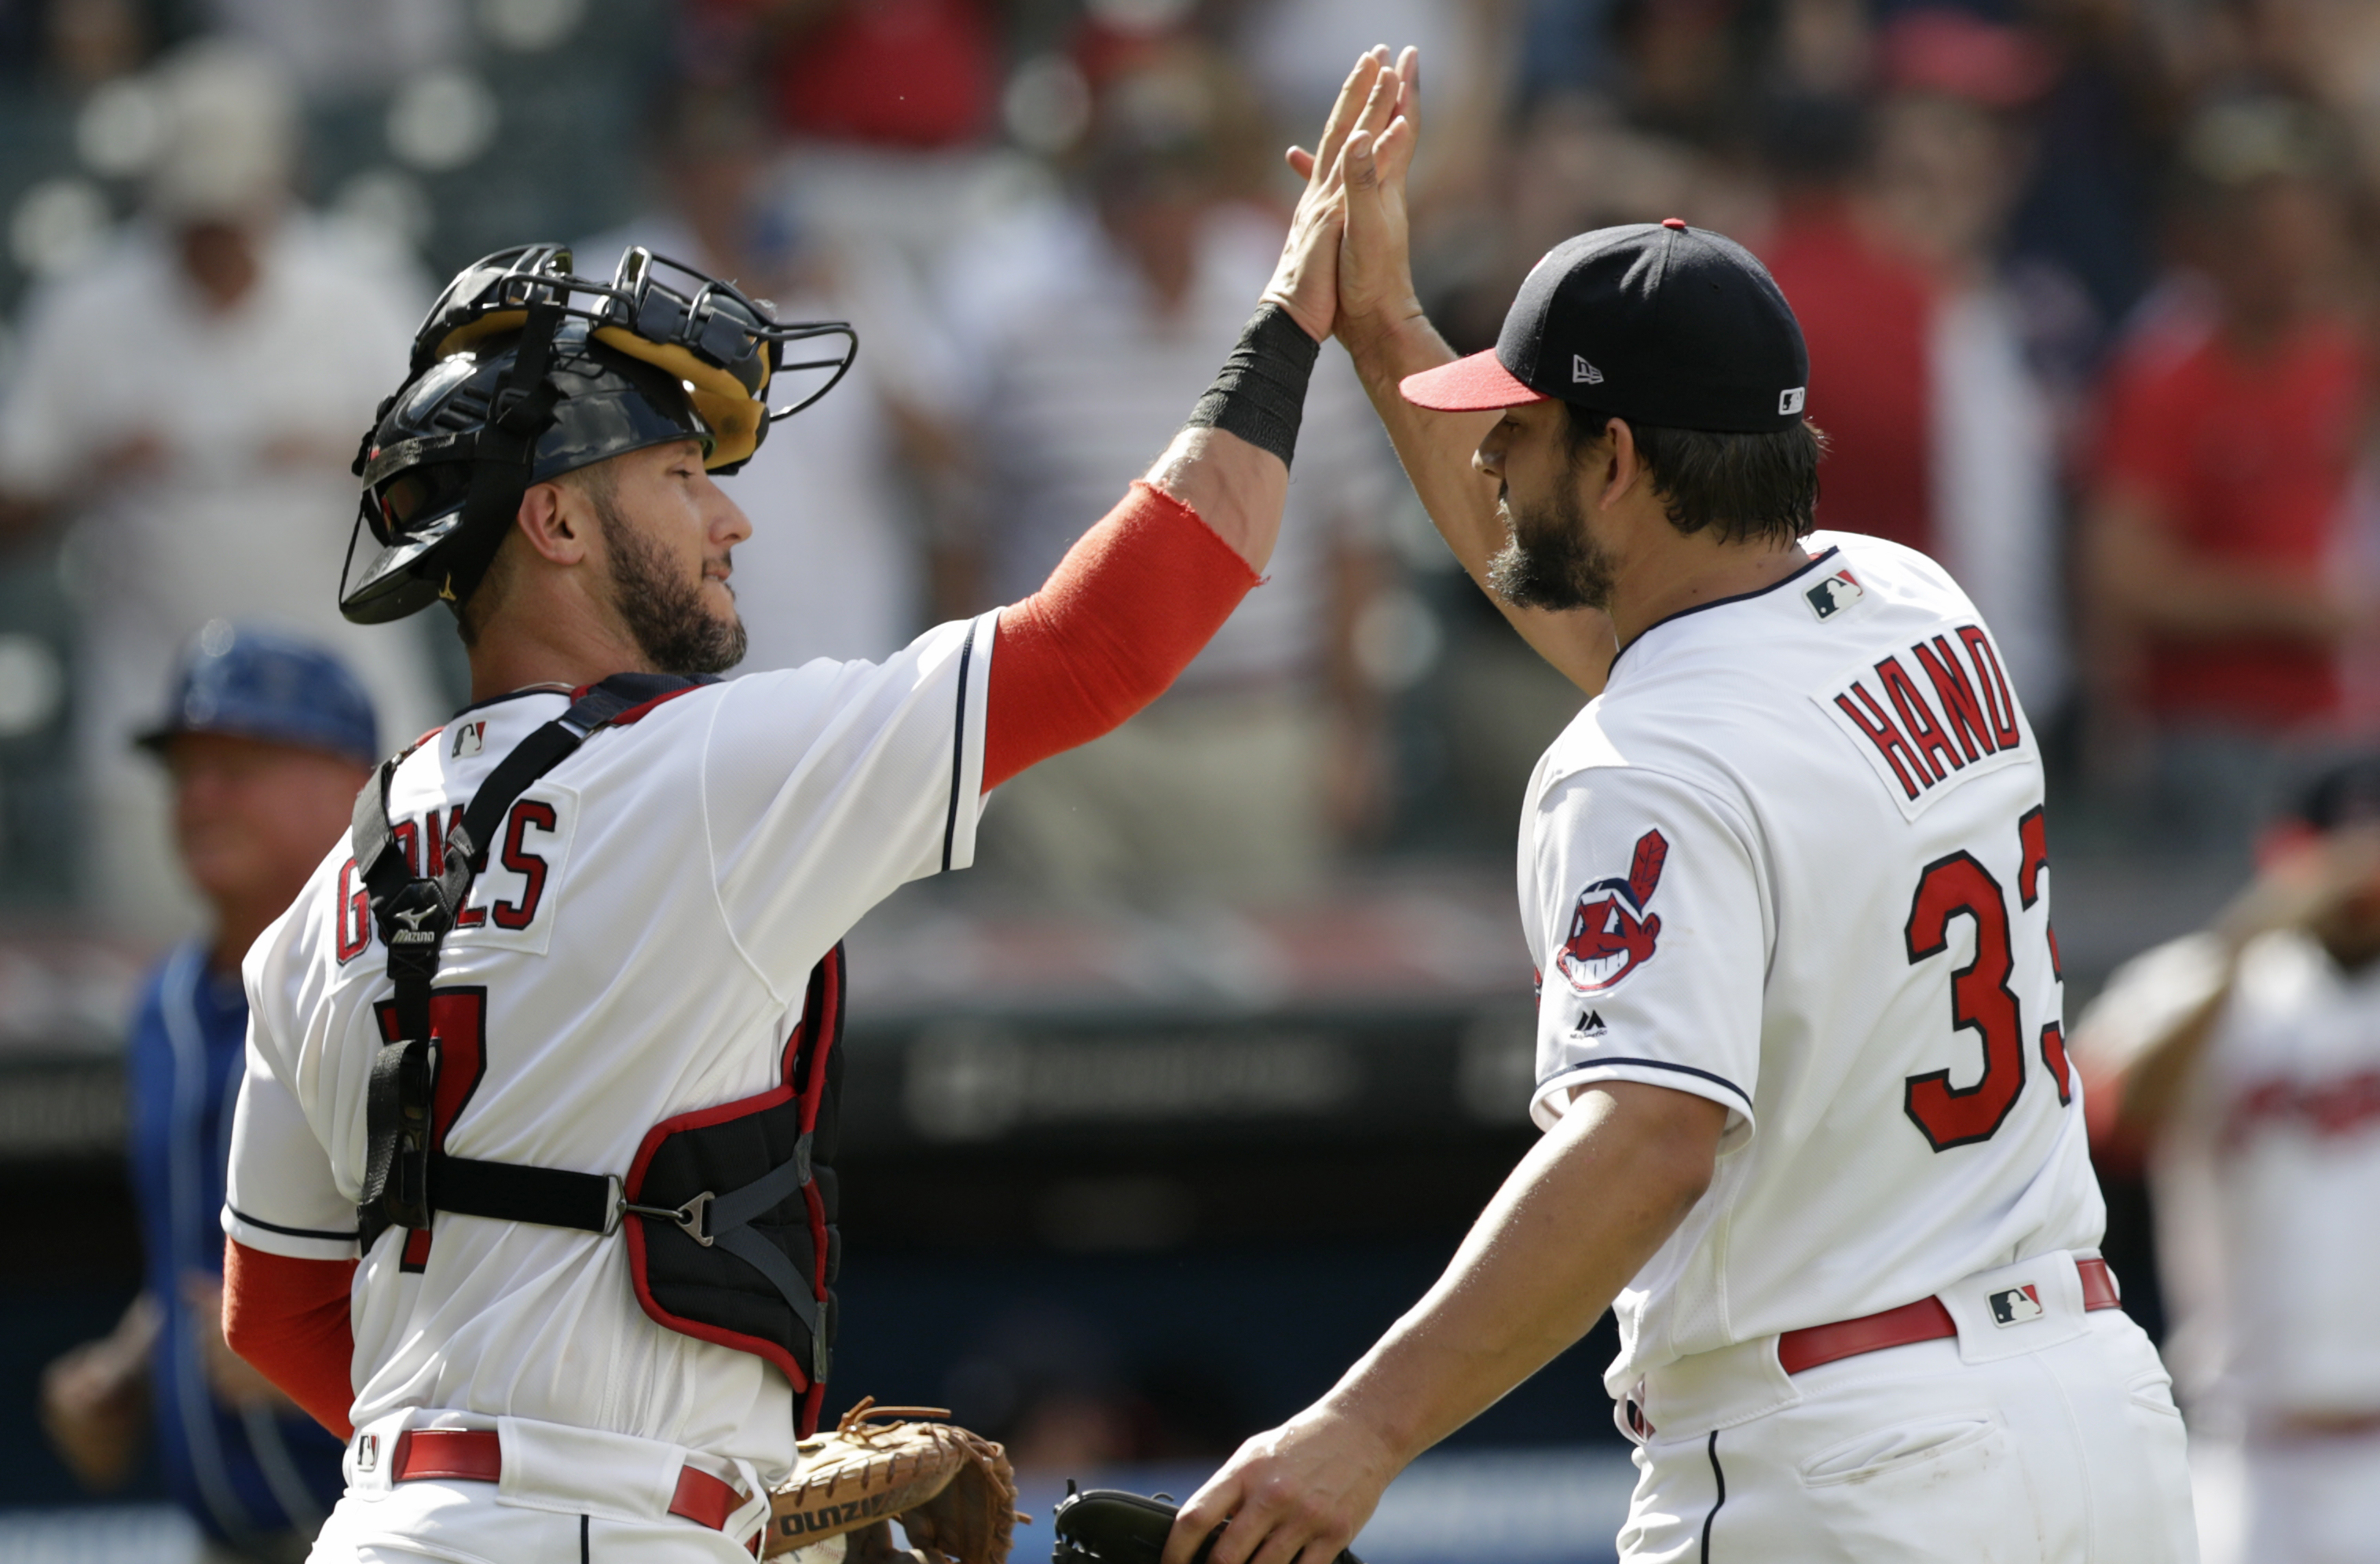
top-left (984, 481), bottom-right (1259, 790)
top-left (223, 1238), bottom-right (358, 1439)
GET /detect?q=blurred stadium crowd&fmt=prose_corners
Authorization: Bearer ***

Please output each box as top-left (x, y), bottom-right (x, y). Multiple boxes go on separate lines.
top-left (0, 0), bottom-right (2377, 936)
top-left (2, 1), bottom-right (2380, 1559)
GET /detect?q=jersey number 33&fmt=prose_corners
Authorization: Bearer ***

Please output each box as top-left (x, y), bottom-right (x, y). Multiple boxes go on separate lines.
top-left (1903, 805), bottom-right (2070, 1151)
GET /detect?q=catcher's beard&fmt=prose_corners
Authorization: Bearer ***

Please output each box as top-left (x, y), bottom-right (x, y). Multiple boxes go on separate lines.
top-left (1486, 470), bottom-right (1618, 613)
top-left (591, 489), bottom-right (749, 676)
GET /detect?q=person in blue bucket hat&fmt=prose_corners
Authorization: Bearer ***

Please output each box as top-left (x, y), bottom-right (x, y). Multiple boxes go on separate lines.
top-left (41, 622), bottom-right (376, 1561)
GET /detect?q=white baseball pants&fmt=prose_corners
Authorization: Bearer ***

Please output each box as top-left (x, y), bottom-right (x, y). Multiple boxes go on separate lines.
top-left (307, 1409), bottom-right (770, 1564)
top-left (1614, 1269), bottom-right (2197, 1561)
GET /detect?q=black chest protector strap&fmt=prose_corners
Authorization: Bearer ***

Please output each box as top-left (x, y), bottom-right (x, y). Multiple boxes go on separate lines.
top-left (352, 674), bottom-right (698, 1247)
top-left (349, 672), bottom-right (847, 1426)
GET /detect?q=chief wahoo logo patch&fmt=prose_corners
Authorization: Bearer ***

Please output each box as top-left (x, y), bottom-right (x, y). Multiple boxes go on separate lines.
top-left (1558, 829), bottom-right (1668, 994)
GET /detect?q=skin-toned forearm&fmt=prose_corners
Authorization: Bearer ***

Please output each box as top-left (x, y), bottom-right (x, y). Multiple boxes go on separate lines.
top-left (1144, 427), bottom-right (1287, 574)
top-left (2088, 494), bottom-right (2353, 643)
top-left (1166, 1082), bottom-right (1725, 1564)
top-left (1319, 1081), bottom-right (1720, 1456)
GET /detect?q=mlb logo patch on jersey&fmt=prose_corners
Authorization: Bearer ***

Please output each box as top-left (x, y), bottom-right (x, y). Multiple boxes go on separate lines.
top-left (355, 1432), bottom-right (379, 1471)
top-left (452, 720), bottom-right (487, 758)
top-left (1556, 829), bottom-right (1667, 994)
top-left (1989, 1284), bottom-right (2045, 1326)
top-left (1806, 568), bottom-right (1864, 620)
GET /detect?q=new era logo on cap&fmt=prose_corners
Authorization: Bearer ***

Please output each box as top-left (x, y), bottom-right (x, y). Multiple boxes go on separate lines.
top-left (1573, 355), bottom-right (1604, 385)
top-left (1989, 1284), bottom-right (2045, 1326)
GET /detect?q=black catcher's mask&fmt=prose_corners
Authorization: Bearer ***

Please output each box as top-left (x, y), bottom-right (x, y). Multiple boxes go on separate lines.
top-left (341, 244), bottom-right (858, 625)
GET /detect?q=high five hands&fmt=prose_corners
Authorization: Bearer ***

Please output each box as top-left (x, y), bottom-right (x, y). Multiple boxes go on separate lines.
top-left (1261, 46), bottom-right (1426, 350)
top-left (1179, 56), bottom-right (1433, 1564)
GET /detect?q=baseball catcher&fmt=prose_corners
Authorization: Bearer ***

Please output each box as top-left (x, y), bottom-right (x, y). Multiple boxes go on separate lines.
top-left (213, 55), bottom-right (1406, 1564)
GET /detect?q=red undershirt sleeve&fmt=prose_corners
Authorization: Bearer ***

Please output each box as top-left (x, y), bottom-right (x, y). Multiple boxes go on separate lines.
top-left (222, 1238), bottom-right (358, 1439)
top-left (983, 481), bottom-right (1261, 792)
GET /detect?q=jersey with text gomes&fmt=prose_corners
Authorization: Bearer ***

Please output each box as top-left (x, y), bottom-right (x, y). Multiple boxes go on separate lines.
top-left (222, 612), bottom-right (998, 1480)
top-left (1518, 533), bottom-right (2100, 1396)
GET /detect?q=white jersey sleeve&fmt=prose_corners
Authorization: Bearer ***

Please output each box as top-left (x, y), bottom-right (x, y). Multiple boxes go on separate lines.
top-left (223, 927), bottom-right (363, 1261)
top-left (1524, 766), bottom-right (1767, 1147)
top-left (703, 610), bottom-right (997, 997)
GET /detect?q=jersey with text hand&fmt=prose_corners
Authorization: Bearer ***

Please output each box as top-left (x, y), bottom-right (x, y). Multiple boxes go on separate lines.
top-left (222, 611), bottom-right (998, 1482)
top-left (1518, 533), bottom-right (2100, 1397)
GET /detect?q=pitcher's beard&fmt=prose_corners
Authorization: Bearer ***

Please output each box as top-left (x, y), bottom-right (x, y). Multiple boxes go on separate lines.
top-left (593, 493), bottom-right (748, 675)
top-left (1485, 480), bottom-right (1617, 612)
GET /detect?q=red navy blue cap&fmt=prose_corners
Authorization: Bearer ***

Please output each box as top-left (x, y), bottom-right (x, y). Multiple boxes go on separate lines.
top-left (1401, 219), bottom-right (1811, 433)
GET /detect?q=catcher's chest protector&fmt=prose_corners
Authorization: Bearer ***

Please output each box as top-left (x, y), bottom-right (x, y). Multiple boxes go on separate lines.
top-left (351, 672), bottom-right (843, 1434)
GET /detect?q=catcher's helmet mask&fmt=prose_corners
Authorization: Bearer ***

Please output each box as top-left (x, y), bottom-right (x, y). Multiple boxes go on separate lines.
top-left (340, 244), bottom-right (858, 625)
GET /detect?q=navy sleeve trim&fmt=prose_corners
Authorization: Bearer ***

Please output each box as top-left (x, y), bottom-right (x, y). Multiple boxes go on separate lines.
top-left (1541, 1057), bottom-right (1753, 1108)
top-left (941, 621), bottom-right (978, 873)
top-left (227, 1205), bottom-right (361, 1244)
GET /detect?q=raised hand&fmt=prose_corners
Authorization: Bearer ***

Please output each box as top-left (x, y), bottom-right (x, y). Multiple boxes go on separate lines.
top-left (1283, 49), bottom-right (1422, 350)
top-left (1261, 47), bottom-right (1408, 342)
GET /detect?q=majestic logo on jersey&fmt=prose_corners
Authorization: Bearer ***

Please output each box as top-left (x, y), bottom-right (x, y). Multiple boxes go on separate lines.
top-left (452, 720), bottom-right (487, 758)
top-left (1817, 622), bottom-right (2027, 820)
top-left (1573, 355), bottom-right (1604, 385)
top-left (1557, 830), bottom-right (1668, 994)
top-left (1989, 1284), bottom-right (2045, 1326)
top-left (1806, 568), bottom-right (1864, 620)
top-left (1573, 1010), bottom-right (1608, 1036)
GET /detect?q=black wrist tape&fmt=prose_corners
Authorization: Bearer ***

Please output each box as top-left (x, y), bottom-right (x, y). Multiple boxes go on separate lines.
top-left (1185, 302), bottom-right (1322, 468)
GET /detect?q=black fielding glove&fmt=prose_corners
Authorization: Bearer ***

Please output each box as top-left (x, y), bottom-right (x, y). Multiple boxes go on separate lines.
top-left (1184, 302), bottom-right (1323, 469)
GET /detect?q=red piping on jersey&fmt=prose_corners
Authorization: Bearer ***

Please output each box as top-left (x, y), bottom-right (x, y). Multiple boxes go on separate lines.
top-left (222, 1240), bottom-right (359, 1438)
top-left (983, 481), bottom-right (1260, 791)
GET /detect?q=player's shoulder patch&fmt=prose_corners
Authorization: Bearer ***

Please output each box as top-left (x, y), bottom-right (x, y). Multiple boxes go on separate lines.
top-left (1803, 565), bottom-right (1867, 621)
top-left (1554, 827), bottom-right (1668, 994)
top-left (1812, 621), bottom-right (2029, 819)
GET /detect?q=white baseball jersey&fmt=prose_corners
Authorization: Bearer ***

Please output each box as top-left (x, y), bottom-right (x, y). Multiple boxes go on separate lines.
top-left (1518, 531), bottom-right (2102, 1397)
top-left (2084, 928), bottom-right (2380, 1427)
top-left (222, 611), bottom-right (998, 1482)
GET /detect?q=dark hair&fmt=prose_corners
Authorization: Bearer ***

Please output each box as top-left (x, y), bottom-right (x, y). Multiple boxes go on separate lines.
top-left (1564, 402), bottom-right (1826, 546)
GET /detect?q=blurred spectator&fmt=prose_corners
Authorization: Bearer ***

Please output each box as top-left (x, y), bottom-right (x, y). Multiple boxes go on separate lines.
top-left (1757, 92), bottom-right (1939, 555)
top-left (2074, 754), bottom-right (2380, 1564)
top-left (40, 625), bottom-right (370, 1560)
top-left (577, 88), bottom-right (951, 668)
top-left (0, 40), bottom-right (441, 938)
top-left (685, 0), bottom-right (997, 148)
top-left (1864, 9), bottom-right (2071, 717)
top-left (2081, 95), bottom-right (2372, 848)
top-left (201, 0), bottom-right (463, 100)
top-left (941, 40), bottom-right (1396, 904)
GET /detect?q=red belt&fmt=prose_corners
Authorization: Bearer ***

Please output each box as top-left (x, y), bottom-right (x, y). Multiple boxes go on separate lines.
top-left (1778, 1258), bottom-right (2122, 1375)
top-left (392, 1428), bottom-right (752, 1537)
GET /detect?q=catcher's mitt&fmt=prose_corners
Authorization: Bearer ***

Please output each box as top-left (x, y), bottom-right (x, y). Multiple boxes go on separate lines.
top-left (1051, 1488), bottom-right (1364, 1564)
top-left (767, 1398), bottom-right (1025, 1563)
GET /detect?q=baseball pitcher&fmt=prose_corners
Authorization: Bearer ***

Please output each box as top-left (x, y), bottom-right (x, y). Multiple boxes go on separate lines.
top-left (1165, 48), bottom-right (2197, 1564)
